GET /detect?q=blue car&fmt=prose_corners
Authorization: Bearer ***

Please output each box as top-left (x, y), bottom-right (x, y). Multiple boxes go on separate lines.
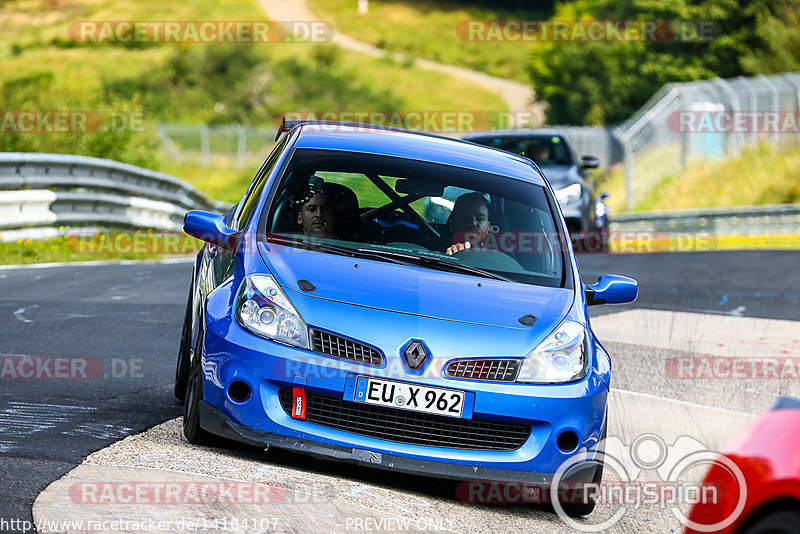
top-left (175, 120), bottom-right (637, 515)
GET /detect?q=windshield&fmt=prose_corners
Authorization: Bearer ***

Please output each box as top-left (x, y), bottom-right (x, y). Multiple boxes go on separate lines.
top-left (470, 135), bottom-right (573, 167)
top-left (261, 149), bottom-right (571, 288)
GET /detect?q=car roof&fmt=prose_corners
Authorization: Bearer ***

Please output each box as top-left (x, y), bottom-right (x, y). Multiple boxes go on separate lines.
top-left (291, 124), bottom-right (546, 186)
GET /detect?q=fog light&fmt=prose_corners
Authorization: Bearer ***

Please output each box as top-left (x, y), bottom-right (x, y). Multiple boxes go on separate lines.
top-left (228, 380), bottom-right (251, 403)
top-left (557, 430), bottom-right (579, 452)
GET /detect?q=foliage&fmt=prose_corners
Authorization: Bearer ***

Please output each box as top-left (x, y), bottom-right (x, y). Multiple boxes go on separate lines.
top-left (0, 73), bottom-right (159, 169)
top-left (528, 0), bottom-right (800, 125)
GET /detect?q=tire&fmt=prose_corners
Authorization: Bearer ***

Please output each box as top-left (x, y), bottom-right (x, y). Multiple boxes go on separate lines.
top-left (742, 510), bottom-right (800, 534)
top-left (182, 327), bottom-right (215, 445)
top-left (558, 421), bottom-right (607, 517)
top-left (173, 277), bottom-right (194, 401)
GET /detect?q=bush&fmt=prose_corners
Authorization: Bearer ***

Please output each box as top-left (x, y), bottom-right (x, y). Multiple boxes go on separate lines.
top-left (0, 72), bottom-right (159, 169)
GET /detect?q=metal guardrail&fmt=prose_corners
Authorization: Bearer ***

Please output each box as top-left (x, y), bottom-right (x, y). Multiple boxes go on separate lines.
top-left (611, 203), bottom-right (800, 234)
top-left (0, 152), bottom-right (229, 237)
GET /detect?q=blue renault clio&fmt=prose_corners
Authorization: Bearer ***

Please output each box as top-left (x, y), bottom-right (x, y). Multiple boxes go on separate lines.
top-left (176, 120), bottom-right (637, 515)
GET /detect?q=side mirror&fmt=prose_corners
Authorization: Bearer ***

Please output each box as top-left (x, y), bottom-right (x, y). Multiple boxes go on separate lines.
top-left (585, 274), bottom-right (638, 306)
top-left (184, 210), bottom-right (238, 248)
top-left (581, 155), bottom-right (600, 169)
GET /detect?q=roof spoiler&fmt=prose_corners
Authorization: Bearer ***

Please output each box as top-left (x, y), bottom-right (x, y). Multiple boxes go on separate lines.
top-left (274, 115), bottom-right (416, 141)
top-left (275, 117), bottom-right (304, 141)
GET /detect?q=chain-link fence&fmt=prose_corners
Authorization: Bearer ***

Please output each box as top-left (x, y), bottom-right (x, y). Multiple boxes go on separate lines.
top-left (157, 71), bottom-right (800, 210)
top-left (612, 72), bottom-right (800, 210)
top-left (157, 124), bottom-right (276, 168)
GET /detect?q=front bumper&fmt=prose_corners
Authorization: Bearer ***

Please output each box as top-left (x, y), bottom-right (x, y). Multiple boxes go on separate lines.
top-left (200, 315), bottom-right (609, 482)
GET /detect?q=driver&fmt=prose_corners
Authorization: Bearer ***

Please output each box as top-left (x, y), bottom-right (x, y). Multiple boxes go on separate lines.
top-left (445, 192), bottom-right (492, 256)
top-left (297, 190), bottom-right (340, 239)
top-left (295, 179), bottom-right (360, 240)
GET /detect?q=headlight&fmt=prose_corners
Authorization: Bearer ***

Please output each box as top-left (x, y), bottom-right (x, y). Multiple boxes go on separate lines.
top-left (555, 183), bottom-right (582, 206)
top-left (517, 321), bottom-right (587, 383)
top-left (235, 274), bottom-right (309, 349)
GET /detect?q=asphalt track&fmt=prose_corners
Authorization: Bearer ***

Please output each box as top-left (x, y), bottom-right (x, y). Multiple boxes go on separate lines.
top-left (1, 250), bottom-right (798, 533)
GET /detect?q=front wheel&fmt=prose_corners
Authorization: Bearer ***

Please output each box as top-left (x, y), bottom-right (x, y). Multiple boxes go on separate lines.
top-left (182, 328), bottom-right (215, 445)
top-left (557, 421), bottom-right (607, 517)
top-left (174, 278), bottom-right (194, 401)
top-left (742, 510), bottom-right (800, 534)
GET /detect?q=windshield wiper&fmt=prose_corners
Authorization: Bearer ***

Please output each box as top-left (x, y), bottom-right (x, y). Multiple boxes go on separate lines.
top-left (357, 248), bottom-right (511, 282)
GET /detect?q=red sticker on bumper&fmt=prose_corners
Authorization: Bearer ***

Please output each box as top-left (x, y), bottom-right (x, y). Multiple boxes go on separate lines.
top-left (291, 387), bottom-right (306, 419)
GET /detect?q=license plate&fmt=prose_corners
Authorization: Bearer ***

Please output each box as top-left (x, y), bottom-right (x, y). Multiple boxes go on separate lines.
top-left (353, 376), bottom-right (464, 418)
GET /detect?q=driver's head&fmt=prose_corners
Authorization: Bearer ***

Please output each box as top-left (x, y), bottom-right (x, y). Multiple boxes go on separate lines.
top-left (531, 144), bottom-right (550, 161)
top-left (297, 192), bottom-right (340, 239)
top-left (447, 192), bottom-right (491, 245)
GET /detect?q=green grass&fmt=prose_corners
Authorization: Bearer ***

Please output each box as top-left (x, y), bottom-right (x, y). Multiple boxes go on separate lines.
top-left (1, 0), bottom-right (507, 195)
top-left (0, 231), bottom-right (201, 265)
top-left (599, 141), bottom-right (800, 213)
top-left (307, 0), bottom-right (548, 84)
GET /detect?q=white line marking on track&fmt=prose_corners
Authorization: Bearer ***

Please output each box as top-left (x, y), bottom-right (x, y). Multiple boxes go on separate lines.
top-left (13, 305), bottom-right (37, 323)
top-left (0, 256), bottom-right (193, 270)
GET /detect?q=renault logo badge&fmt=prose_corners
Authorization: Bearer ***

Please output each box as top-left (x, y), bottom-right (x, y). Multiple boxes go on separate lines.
top-left (402, 340), bottom-right (428, 370)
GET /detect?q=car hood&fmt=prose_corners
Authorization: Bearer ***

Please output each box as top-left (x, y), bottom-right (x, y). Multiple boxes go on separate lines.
top-left (537, 165), bottom-right (582, 188)
top-left (258, 242), bottom-right (573, 332)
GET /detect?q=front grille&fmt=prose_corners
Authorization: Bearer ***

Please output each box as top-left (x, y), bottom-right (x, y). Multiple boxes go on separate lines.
top-left (445, 359), bottom-right (521, 382)
top-left (311, 329), bottom-right (383, 365)
top-left (279, 389), bottom-right (530, 451)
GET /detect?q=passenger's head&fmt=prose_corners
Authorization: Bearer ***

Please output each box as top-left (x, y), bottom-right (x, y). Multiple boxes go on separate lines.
top-left (296, 180), bottom-right (359, 239)
top-left (447, 192), bottom-right (491, 245)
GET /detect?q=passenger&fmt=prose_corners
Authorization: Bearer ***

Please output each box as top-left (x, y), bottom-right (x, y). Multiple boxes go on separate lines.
top-left (445, 192), bottom-right (492, 256)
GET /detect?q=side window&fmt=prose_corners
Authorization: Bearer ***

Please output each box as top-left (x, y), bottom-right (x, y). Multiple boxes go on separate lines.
top-left (233, 134), bottom-right (289, 230)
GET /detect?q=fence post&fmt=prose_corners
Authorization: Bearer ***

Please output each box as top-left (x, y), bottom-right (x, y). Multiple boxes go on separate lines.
top-left (156, 125), bottom-right (183, 163)
top-left (199, 125), bottom-right (210, 168)
top-left (612, 130), bottom-right (634, 211)
top-left (738, 76), bottom-right (759, 144)
top-left (782, 73), bottom-right (800, 143)
top-left (235, 124), bottom-right (247, 168)
top-left (676, 86), bottom-right (688, 172)
top-left (713, 78), bottom-right (741, 156)
top-left (758, 74), bottom-right (779, 143)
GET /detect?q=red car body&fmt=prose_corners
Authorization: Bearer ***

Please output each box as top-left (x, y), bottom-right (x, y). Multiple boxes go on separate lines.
top-left (685, 397), bottom-right (800, 534)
